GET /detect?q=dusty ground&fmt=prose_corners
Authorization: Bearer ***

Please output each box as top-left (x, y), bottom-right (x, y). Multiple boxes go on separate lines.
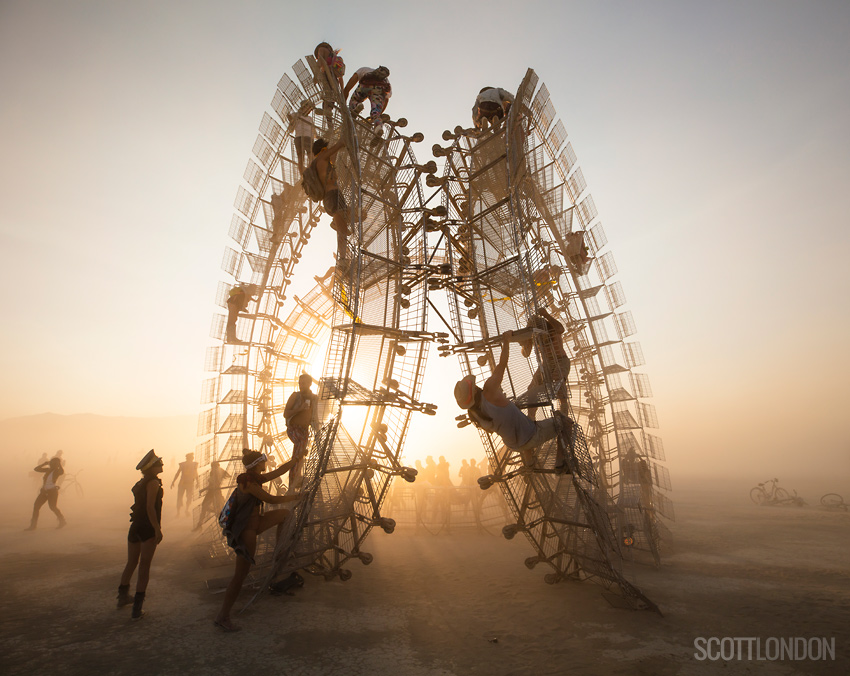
top-left (0, 485), bottom-right (847, 676)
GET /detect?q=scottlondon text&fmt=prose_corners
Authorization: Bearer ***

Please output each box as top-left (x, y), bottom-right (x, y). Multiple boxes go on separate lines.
top-left (693, 637), bottom-right (835, 661)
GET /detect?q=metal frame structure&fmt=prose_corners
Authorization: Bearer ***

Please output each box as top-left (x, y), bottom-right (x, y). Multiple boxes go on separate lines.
top-left (195, 59), bottom-right (669, 613)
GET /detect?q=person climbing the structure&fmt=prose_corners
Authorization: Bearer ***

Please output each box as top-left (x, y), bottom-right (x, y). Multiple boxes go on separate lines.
top-left (288, 101), bottom-right (315, 172)
top-left (518, 306), bottom-right (571, 419)
top-left (26, 456), bottom-right (66, 530)
top-left (472, 86), bottom-right (515, 130)
top-left (283, 373), bottom-right (315, 491)
top-left (307, 137), bottom-right (350, 266)
top-left (314, 42), bottom-right (346, 120)
top-left (171, 453), bottom-right (199, 518)
top-left (347, 66), bottom-right (392, 143)
top-left (214, 450), bottom-right (301, 632)
top-left (454, 330), bottom-right (571, 473)
top-left (226, 283), bottom-right (259, 344)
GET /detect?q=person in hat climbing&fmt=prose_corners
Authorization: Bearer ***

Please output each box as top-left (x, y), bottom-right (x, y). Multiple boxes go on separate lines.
top-left (117, 449), bottom-right (164, 620)
top-left (454, 331), bottom-right (571, 472)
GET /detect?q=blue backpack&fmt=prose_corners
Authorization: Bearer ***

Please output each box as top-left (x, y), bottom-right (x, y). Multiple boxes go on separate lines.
top-left (218, 490), bottom-right (238, 531)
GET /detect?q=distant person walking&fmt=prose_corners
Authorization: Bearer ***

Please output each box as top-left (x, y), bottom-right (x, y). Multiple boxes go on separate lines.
top-left (117, 450), bottom-right (164, 620)
top-left (26, 456), bottom-right (66, 530)
top-left (172, 453), bottom-right (199, 517)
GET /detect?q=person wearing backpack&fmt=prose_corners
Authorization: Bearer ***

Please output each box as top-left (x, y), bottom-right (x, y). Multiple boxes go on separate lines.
top-left (214, 450), bottom-right (301, 632)
top-left (305, 137), bottom-right (350, 266)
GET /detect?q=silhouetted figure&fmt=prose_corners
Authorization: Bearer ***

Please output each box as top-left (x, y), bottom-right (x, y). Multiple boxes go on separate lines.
top-left (26, 456), bottom-right (65, 530)
top-left (435, 456), bottom-right (453, 487)
top-left (423, 456), bottom-right (438, 485)
top-left (118, 450), bottom-right (164, 620)
top-left (215, 450), bottom-right (301, 632)
top-left (171, 453), bottom-right (199, 517)
top-left (226, 283), bottom-right (259, 344)
top-left (284, 373), bottom-right (315, 491)
top-left (194, 460), bottom-right (231, 531)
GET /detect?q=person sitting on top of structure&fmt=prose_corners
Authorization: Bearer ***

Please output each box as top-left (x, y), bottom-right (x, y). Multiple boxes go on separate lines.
top-left (347, 66), bottom-right (392, 138)
top-left (518, 307), bottom-right (571, 419)
top-left (314, 42), bottom-right (346, 121)
top-left (454, 330), bottom-right (571, 473)
top-left (307, 137), bottom-right (349, 264)
top-left (472, 86), bottom-right (515, 130)
top-left (225, 283), bottom-right (259, 344)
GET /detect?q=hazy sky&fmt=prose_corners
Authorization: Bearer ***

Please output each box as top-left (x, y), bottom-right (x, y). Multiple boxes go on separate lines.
top-left (1, 1), bottom-right (848, 481)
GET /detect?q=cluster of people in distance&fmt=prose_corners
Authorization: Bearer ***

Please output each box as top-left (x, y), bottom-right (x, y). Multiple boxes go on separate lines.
top-left (114, 373), bottom-right (316, 628)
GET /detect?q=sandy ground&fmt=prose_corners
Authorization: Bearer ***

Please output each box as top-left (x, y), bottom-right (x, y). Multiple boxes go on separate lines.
top-left (0, 485), bottom-right (847, 676)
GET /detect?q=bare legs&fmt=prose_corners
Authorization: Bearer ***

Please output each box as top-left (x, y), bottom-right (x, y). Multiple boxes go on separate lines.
top-left (215, 508), bottom-right (291, 631)
top-left (120, 539), bottom-right (158, 593)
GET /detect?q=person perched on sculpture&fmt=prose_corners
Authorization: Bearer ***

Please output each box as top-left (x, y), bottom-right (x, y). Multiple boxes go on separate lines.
top-left (472, 86), bottom-right (515, 130)
top-left (518, 306), bottom-right (571, 418)
top-left (454, 330), bottom-right (571, 473)
top-left (283, 373), bottom-right (315, 491)
top-left (346, 66), bottom-right (392, 139)
top-left (226, 283), bottom-right (259, 344)
top-left (308, 137), bottom-right (349, 263)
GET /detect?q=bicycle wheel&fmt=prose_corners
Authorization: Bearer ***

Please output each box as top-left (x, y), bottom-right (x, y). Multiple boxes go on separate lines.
top-left (820, 493), bottom-right (844, 508)
top-left (775, 487), bottom-right (790, 502)
top-left (750, 487), bottom-right (767, 505)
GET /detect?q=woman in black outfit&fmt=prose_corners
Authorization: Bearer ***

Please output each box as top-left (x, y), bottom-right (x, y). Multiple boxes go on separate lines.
top-left (117, 449), bottom-right (163, 619)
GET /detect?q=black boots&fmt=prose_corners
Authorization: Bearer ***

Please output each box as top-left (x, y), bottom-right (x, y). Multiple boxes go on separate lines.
top-left (116, 585), bottom-right (132, 608)
top-left (131, 592), bottom-right (145, 620)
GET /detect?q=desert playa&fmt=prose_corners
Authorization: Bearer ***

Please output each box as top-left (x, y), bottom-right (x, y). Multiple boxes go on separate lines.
top-left (1, 480), bottom-right (846, 676)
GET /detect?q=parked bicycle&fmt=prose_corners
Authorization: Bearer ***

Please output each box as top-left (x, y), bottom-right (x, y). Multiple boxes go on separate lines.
top-left (750, 478), bottom-right (805, 507)
top-left (820, 493), bottom-right (848, 510)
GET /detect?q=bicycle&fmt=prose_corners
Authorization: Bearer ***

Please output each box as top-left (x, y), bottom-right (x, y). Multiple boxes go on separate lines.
top-left (60, 470), bottom-right (84, 498)
top-left (749, 478), bottom-right (804, 507)
top-left (820, 493), bottom-right (848, 510)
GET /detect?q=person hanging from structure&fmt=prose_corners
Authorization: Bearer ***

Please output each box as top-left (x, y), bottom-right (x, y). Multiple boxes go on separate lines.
top-left (214, 450), bottom-right (301, 632)
top-left (304, 137), bottom-right (350, 267)
top-left (518, 306), bottom-right (571, 420)
top-left (288, 101), bottom-right (315, 173)
top-left (117, 449), bottom-right (164, 620)
top-left (314, 42), bottom-right (346, 120)
top-left (472, 86), bottom-right (515, 130)
top-left (171, 452), bottom-right (199, 518)
top-left (283, 373), bottom-right (315, 492)
top-left (225, 283), bottom-right (259, 344)
top-left (454, 330), bottom-right (571, 473)
top-left (564, 231), bottom-right (591, 273)
top-left (347, 66), bottom-right (392, 144)
top-left (25, 456), bottom-right (66, 530)
top-left (193, 460), bottom-right (231, 532)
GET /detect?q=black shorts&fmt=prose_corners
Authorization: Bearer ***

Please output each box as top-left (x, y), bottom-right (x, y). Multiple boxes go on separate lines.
top-left (128, 522), bottom-right (156, 543)
top-left (323, 188), bottom-right (348, 217)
